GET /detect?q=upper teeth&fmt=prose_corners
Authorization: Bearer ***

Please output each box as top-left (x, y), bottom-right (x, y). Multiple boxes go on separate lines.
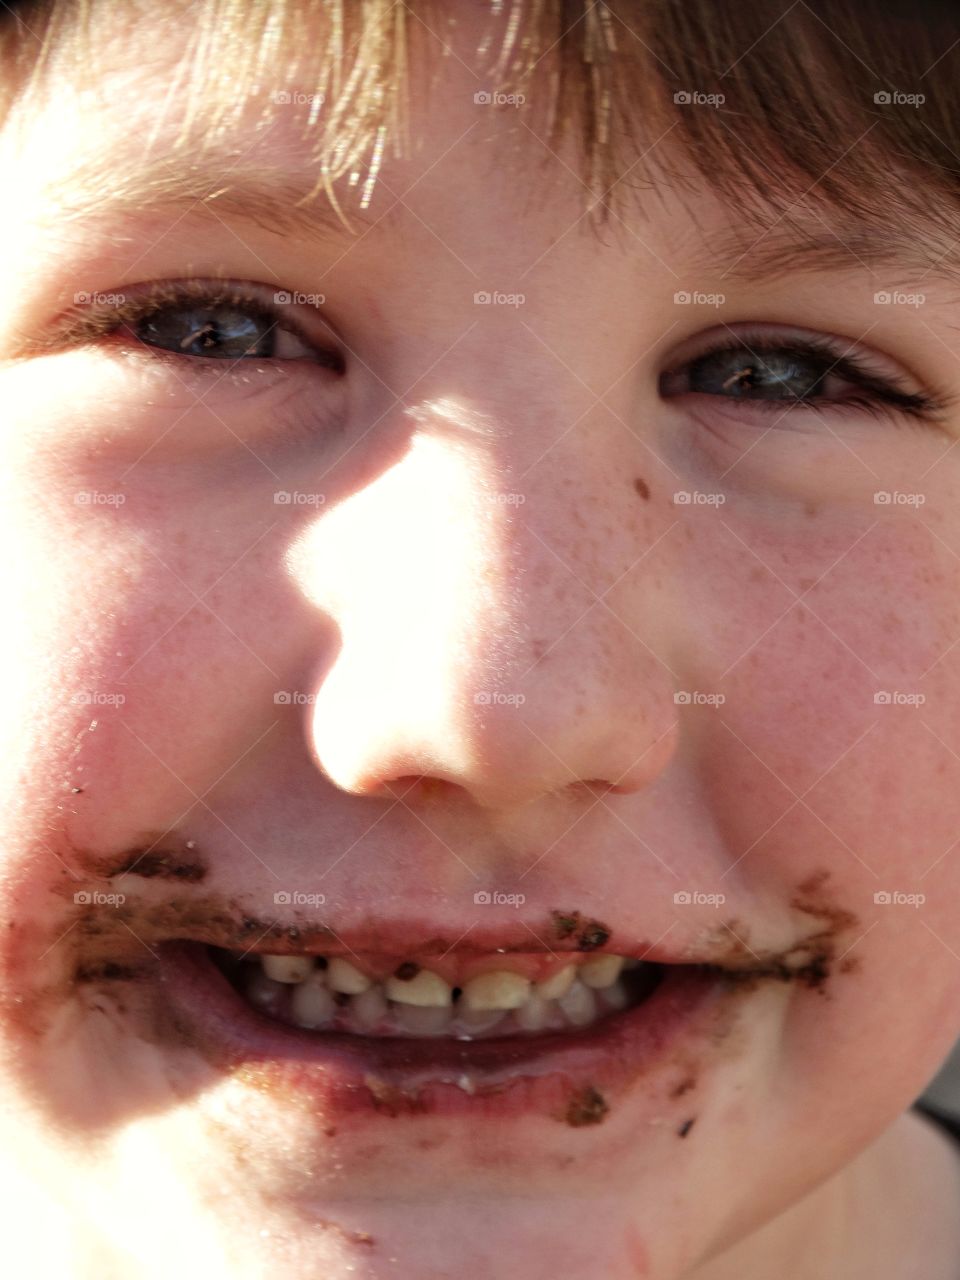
top-left (246, 951), bottom-right (643, 1038)
top-left (578, 954), bottom-right (624, 988)
top-left (326, 957), bottom-right (372, 995)
top-left (462, 970), bottom-right (530, 1011)
top-left (384, 967), bottom-right (452, 1007)
top-left (534, 964), bottom-right (575, 1000)
top-left (262, 954), bottom-right (315, 984)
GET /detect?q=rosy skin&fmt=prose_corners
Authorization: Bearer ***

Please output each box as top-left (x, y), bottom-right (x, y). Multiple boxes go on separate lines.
top-left (1, 7), bottom-right (960, 1279)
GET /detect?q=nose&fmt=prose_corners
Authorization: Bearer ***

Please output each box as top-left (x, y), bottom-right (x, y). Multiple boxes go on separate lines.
top-left (288, 399), bottom-right (679, 812)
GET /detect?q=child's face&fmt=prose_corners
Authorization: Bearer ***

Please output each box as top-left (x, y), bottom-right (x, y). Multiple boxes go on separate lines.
top-left (1, 6), bottom-right (959, 1278)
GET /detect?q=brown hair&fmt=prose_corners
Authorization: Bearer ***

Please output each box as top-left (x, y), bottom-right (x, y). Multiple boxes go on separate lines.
top-left (1, 0), bottom-right (959, 253)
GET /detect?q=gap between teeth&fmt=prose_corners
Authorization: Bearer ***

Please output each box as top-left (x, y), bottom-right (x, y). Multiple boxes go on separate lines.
top-left (247, 953), bottom-right (641, 1037)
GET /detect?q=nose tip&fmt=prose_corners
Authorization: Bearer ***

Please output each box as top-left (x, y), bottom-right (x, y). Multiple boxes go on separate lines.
top-left (310, 690), bottom-right (679, 812)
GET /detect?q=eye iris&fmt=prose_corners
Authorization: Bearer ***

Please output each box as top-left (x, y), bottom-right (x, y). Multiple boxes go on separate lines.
top-left (134, 305), bottom-right (276, 359)
top-left (690, 349), bottom-right (825, 401)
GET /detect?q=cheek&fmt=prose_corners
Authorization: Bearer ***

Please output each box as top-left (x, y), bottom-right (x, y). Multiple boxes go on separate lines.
top-left (688, 504), bottom-right (960, 929)
top-left (673, 508), bottom-right (960, 1145)
top-left (0, 456), bottom-right (285, 855)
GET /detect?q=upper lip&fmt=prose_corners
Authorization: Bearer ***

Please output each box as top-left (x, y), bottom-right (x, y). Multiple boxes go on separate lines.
top-left (72, 897), bottom-right (711, 965)
top-left (67, 877), bottom-right (766, 971)
top-left (134, 914), bottom-right (711, 967)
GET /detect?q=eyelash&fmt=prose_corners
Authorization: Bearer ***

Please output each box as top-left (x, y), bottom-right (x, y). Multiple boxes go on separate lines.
top-left (661, 331), bottom-right (946, 426)
top-left (46, 277), bottom-right (343, 372)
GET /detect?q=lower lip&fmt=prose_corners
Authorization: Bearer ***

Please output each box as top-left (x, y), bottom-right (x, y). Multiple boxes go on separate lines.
top-left (157, 943), bottom-right (736, 1121)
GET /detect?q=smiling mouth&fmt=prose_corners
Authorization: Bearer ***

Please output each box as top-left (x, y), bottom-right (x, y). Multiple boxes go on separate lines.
top-left (148, 937), bottom-right (734, 1121)
top-left (208, 945), bottom-right (667, 1039)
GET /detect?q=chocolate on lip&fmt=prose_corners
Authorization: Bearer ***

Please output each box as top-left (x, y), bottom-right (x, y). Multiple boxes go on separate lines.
top-left (67, 901), bottom-right (853, 988)
top-left (61, 861), bottom-right (862, 997)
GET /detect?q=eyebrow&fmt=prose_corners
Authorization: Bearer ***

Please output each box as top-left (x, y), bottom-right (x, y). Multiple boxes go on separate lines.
top-left (688, 218), bottom-right (960, 288)
top-left (56, 151), bottom-right (393, 248)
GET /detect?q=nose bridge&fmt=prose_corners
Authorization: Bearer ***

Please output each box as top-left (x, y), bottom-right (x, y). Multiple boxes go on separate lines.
top-left (297, 384), bottom-right (678, 810)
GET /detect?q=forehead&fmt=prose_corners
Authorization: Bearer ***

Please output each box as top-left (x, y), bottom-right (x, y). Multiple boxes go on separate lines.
top-left (2, 1), bottom-right (958, 290)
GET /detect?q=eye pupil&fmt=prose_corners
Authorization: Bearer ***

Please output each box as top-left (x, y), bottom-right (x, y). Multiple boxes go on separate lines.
top-left (692, 349), bottom-right (825, 401)
top-left (135, 305), bottom-right (276, 359)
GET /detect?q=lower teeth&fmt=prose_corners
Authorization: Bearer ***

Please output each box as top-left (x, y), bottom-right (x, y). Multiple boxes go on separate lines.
top-left (213, 949), bottom-right (663, 1039)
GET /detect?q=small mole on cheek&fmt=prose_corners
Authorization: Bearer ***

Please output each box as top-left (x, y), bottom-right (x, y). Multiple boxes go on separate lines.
top-left (633, 477), bottom-right (651, 501)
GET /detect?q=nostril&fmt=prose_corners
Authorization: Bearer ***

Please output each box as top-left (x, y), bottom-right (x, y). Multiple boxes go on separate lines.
top-left (578, 780), bottom-right (617, 796)
top-left (383, 776), bottom-right (457, 802)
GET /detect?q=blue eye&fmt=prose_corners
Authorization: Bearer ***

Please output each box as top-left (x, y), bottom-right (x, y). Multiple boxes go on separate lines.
top-left (660, 332), bottom-right (940, 422)
top-left (50, 279), bottom-right (346, 373)
top-left (132, 302), bottom-right (302, 360)
top-left (685, 347), bottom-right (828, 402)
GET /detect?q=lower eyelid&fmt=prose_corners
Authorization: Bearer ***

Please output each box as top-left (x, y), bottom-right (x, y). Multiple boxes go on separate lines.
top-left (86, 339), bottom-right (346, 429)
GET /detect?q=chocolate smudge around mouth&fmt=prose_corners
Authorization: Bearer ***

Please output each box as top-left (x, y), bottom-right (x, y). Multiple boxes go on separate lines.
top-left (564, 1085), bottom-right (609, 1127)
top-left (363, 1075), bottom-right (431, 1117)
top-left (677, 1118), bottom-right (695, 1138)
top-left (697, 869), bottom-right (863, 992)
top-left (550, 911), bottom-right (611, 951)
top-left (74, 961), bottom-right (145, 984)
top-left (73, 834), bottom-right (208, 884)
top-left (111, 851), bottom-right (207, 883)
